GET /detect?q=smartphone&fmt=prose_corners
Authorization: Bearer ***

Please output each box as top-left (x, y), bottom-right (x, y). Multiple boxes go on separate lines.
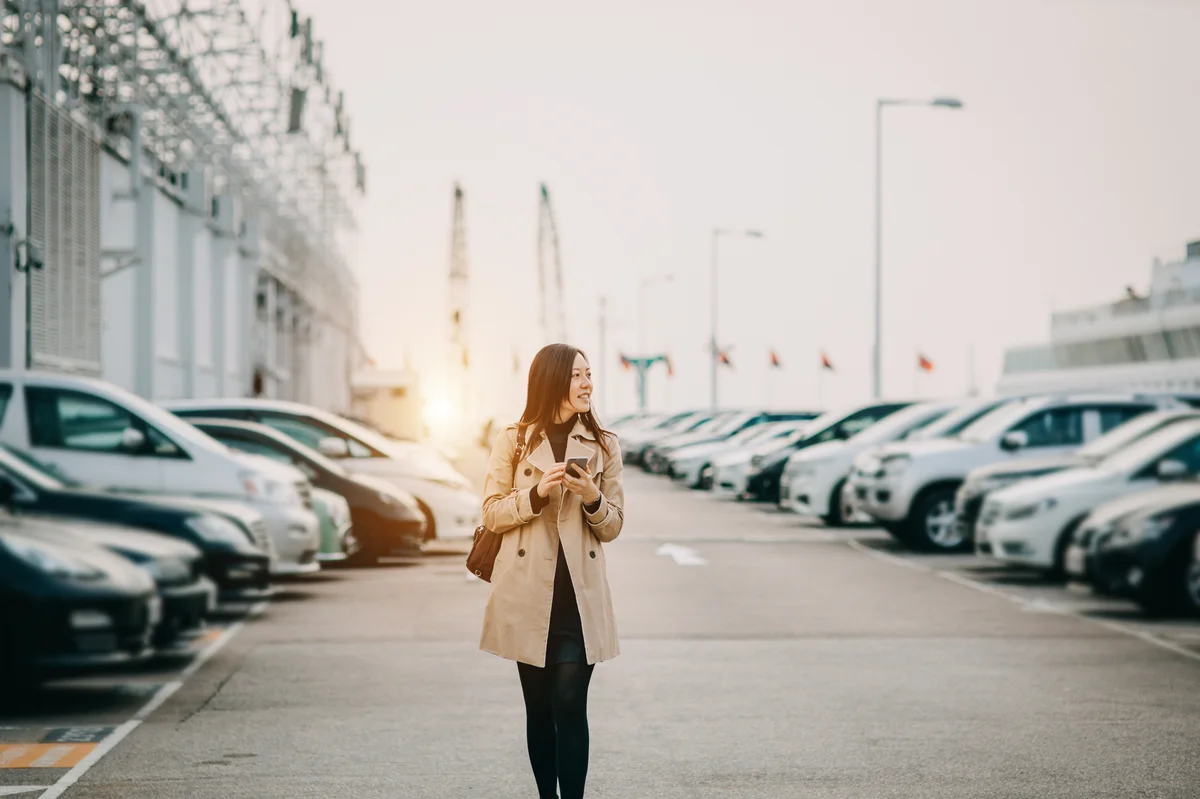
top-left (566, 457), bottom-right (589, 478)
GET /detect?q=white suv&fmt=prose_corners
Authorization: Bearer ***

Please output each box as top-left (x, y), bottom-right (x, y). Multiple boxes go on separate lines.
top-left (855, 394), bottom-right (1184, 552)
top-left (781, 401), bottom-right (959, 525)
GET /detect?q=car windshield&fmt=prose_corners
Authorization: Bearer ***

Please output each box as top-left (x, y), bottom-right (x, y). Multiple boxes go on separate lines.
top-left (201, 425), bottom-right (350, 478)
top-left (1077, 412), bottom-right (1197, 462)
top-left (0, 444), bottom-right (75, 488)
top-left (1095, 421), bottom-right (1200, 471)
top-left (911, 399), bottom-right (1009, 440)
top-left (712, 412), bottom-right (756, 435)
top-left (957, 400), bottom-right (1045, 443)
top-left (850, 404), bottom-right (950, 445)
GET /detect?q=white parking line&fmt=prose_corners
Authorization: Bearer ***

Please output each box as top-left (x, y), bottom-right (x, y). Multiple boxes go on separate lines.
top-left (37, 600), bottom-right (269, 799)
top-left (846, 541), bottom-right (1200, 665)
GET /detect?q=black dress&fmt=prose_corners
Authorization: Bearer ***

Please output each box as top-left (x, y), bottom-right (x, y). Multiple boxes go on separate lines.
top-left (528, 418), bottom-right (598, 665)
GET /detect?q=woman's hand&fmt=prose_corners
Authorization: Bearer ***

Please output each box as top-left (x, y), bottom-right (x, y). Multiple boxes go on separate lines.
top-left (563, 463), bottom-right (601, 505)
top-left (536, 464), bottom-right (568, 498)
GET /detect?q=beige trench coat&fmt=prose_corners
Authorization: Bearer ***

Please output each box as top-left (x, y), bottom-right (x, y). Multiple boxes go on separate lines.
top-left (479, 419), bottom-right (624, 667)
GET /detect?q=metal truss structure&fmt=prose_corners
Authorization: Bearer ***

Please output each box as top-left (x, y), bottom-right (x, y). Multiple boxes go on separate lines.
top-left (0, 0), bottom-right (364, 334)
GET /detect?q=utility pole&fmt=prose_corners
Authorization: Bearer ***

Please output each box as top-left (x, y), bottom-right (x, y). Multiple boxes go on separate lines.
top-left (598, 295), bottom-right (608, 412)
top-left (449, 184), bottom-right (469, 421)
top-left (537, 184), bottom-right (567, 343)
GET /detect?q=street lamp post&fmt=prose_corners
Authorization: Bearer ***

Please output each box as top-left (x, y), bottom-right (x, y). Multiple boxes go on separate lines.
top-left (638, 273), bottom-right (674, 354)
top-left (873, 96), bottom-right (963, 400)
top-left (710, 228), bottom-right (763, 410)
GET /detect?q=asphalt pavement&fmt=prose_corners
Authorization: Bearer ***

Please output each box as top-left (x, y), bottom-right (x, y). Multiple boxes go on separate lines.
top-left (3, 468), bottom-right (1199, 798)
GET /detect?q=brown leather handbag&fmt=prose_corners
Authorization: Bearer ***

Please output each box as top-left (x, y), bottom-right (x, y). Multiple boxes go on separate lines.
top-left (466, 425), bottom-right (526, 582)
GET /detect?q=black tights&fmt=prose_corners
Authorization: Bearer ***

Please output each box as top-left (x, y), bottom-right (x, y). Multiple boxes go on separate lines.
top-left (517, 661), bottom-right (595, 799)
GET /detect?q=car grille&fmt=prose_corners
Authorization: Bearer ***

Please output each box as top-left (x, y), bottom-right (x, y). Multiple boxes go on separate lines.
top-left (296, 481), bottom-right (313, 509)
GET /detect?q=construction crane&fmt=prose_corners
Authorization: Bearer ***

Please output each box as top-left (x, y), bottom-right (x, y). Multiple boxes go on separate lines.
top-left (449, 183), bottom-right (469, 417)
top-left (537, 184), bottom-right (567, 343)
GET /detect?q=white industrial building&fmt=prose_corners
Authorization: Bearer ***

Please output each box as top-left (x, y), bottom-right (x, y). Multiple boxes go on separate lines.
top-left (0, 1), bottom-right (365, 412)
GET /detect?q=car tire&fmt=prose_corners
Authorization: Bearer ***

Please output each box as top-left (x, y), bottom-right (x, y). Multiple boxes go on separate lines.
top-left (821, 479), bottom-right (847, 527)
top-left (699, 465), bottom-right (714, 491)
top-left (906, 487), bottom-right (969, 552)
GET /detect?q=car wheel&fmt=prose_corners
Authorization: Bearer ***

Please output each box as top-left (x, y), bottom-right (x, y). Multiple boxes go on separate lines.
top-left (821, 479), bottom-right (847, 527)
top-left (907, 488), bottom-right (969, 552)
top-left (698, 465), bottom-right (714, 491)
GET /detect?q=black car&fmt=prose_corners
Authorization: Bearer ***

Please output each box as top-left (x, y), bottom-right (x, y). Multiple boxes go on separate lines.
top-left (0, 515), bottom-right (158, 685)
top-left (1090, 484), bottom-right (1200, 616)
top-left (743, 402), bottom-right (912, 502)
top-left (3, 508), bottom-right (213, 646)
top-left (0, 445), bottom-right (271, 597)
top-left (185, 418), bottom-right (427, 564)
top-left (957, 409), bottom-right (1200, 545)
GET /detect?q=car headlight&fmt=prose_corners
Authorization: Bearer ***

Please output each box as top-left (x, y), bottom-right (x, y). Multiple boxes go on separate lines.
top-left (137, 557), bottom-right (191, 584)
top-left (185, 514), bottom-right (253, 546)
top-left (1004, 498), bottom-right (1058, 521)
top-left (3, 538), bottom-right (105, 580)
top-left (1131, 515), bottom-right (1174, 542)
top-left (241, 471), bottom-right (301, 505)
top-left (880, 455), bottom-right (910, 478)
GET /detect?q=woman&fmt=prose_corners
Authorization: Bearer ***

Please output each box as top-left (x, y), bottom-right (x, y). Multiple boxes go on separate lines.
top-left (480, 343), bottom-right (625, 799)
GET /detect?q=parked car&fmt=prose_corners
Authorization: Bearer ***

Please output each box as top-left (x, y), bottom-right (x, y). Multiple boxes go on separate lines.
top-left (310, 487), bottom-right (357, 564)
top-left (781, 401), bottom-right (958, 525)
top-left (0, 514), bottom-right (158, 685)
top-left (0, 372), bottom-right (320, 575)
top-left (667, 418), bottom-right (816, 488)
top-left (1064, 483), bottom-right (1200, 591)
top-left (740, 402), bottom-right (912, 503)
top-left (621, 411), bottom-right (715, 465)
top-left (979, 418), bottom-right (1200, 574)
top-left (683, 420), bottom-right (812, 490)
top-left (0, 444), bottom-right (271, 597)
top-left (2, 507), bottom-right (213, 647)
top-left (186, 418), bottom-right (427, 563)
top-left (1089, 485), bottom-right (1200, 616)
top-left (163, 399), bottom-right (480, 541)
top-left (955, 408), bottom-right (1200, 547)
top-left (642, 411), bottom-right (744, 472)
top-left (856, 393), bottom-right (1181, 551)
top-left (842, 397), bottom-right (1014, 523)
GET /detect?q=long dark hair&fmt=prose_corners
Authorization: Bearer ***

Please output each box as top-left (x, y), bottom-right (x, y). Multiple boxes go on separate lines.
top-left (519, 343), bottom-right (612, 457)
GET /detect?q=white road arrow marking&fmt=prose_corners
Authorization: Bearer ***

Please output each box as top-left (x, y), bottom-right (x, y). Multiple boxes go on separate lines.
top-left (655, 543), bottom-right (707, 566)
top-left (0, 788), bottom-right (46, 796)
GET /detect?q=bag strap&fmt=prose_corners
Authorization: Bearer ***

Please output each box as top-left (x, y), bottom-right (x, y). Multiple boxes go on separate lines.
top-left (512, 424), bottom-right (527, 473)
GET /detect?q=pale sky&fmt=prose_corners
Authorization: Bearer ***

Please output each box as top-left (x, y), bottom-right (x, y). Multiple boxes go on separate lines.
top-left (307, 0), bottom-right (1200, 422)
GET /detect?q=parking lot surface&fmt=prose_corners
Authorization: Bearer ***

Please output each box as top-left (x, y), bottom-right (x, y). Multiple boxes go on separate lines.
top-left (3, 470), bottom-right (1199, 798)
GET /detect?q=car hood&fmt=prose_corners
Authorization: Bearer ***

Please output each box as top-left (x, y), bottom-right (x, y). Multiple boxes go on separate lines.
top-left (348, 473), bottom-right (424, 517)
top-left (1083, 483), bottom-right (1200, 529)
top-left (113, 493), bottom-right (264, 527)
top-left (0, 518), bottom-right (157, 589)
top-left (790, 440), bottom-right (847, 465)
top-left (22, 516), bottom-right (201, 560)
top-left (232, 453), bottom-right (308, 482)
top-left (990, 466), bottom-right (1117, 505)
top-left (969, 455), bottom-right (1082, 483)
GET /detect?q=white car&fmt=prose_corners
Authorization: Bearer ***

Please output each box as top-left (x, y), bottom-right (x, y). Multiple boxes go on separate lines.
top-left (669, 420), bottom-right (810, 489)
top-left (0, 371), bottom-right (320, 573)
top-left (163, 399), bottom-right (483, 541)
top-left (979, 418), bottom-right (1200, 573)
top-left (710, 428), bottom-right (810, 498)
top-left (855, 393), bottom-right (1184, 552)
top-left (843, 397), bottom-right (1013, 524)
top-left (781, 401), bottom-right (958, 525)
top-left (622, 411), bottom-right (714, 464)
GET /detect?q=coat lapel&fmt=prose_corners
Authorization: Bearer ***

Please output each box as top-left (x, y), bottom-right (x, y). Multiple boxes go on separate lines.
top-left (525, 428), bottom-right (557, 475)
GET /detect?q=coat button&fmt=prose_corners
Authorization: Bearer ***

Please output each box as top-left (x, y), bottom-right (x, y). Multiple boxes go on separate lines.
top-left (524, 468), bottom-right (532, 476)
top-left (589, 551), bottom-right (596, 559)
top-left (518, 549), bottom-right (526, 557)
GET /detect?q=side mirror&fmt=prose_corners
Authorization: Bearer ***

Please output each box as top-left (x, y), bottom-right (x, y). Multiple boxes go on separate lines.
top-left (1000, 431), bottom-right (1029, 451)
top-left (317, 437), bottom-right (350, 459)
top-left (1157, 459), bottom-right (1188, 480)
top-left (120, 427), bottom-right (147, 453)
